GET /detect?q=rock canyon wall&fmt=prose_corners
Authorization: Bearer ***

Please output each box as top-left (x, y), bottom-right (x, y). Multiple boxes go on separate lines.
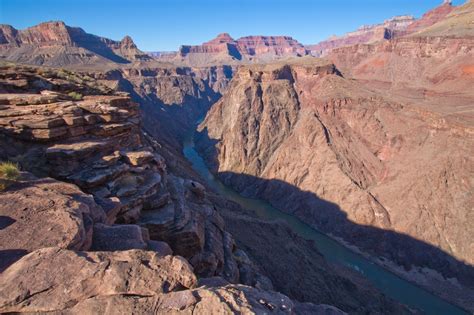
top-left (167, 33), bottom-right (308, 66)
top-left (0, 21), bottom-right (151, 66)
top-left (196, 54), bottom-right (474, 309)
top-left (306, 1), bottom-right (456, 57)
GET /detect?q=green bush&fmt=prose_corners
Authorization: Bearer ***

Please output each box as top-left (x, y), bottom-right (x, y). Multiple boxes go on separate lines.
top-left (68, 91), bottom-right (83, 100)
top-left (0, 161), bottom-right (20, 180)
top-left (0, 161), bottom-right (20, 191)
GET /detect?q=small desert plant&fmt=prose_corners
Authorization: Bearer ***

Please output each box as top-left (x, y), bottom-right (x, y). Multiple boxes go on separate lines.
top-left (0, 161), bottom-right (20, 191)
top-left (68, 91), bottom-right (83, 100)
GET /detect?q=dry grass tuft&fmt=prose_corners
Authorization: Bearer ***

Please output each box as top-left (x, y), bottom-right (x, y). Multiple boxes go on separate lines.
top-left (0, 161), bottom-right (20, 191)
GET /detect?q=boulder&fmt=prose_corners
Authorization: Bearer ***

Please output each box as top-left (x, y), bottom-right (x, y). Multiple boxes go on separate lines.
top-left (0, 176), bottom-right (105, 271)
top-left (0, 247), bottom-right (197, 313)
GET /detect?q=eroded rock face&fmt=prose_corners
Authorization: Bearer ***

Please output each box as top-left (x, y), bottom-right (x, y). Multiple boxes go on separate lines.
top-left (89, 64), bottom-right (234, 150)
top-left (197, 57), bottom-right (474, 309)
top-left (0, 21), bottom-right (151, 66)
top-left (0, 64), bottom-right (262, 285)
top-left (405, 2), bottom-right (455, 34)
top-left (139, 174), bottom-right (242, 281)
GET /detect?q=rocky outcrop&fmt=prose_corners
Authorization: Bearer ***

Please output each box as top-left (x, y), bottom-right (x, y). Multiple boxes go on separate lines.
top-left (197, 58), bottom-right (474, 310)
top-left (236, 35), bottom-right (308, 58)
top-left (0, 248), bottom-right (196, 313)
top-left (0, 21), bottom-right (151, 66)
top-left (0, 175), bottom-right (104, 271)
top-left (0, 247), bottom-right (344, 314)
top-left (0, 64), bottom-right (261, 285)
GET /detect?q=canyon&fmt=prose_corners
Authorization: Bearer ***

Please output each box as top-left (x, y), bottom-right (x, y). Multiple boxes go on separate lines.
top-left (195, 1), bottom-right (474, 311)
top-left (0, 0), bottom-right (473, 314)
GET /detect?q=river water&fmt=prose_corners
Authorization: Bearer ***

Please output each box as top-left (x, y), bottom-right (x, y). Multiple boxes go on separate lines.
top-left (182, 128), bottom-right (468, 315)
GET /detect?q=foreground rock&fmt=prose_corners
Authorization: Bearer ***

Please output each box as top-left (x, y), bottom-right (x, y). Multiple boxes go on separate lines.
top-left (0, 248), bottom-right (196, 313)
top-left (0, 247), bottom-right (344, 314)
top-left (66, 286), bottom-right (346, 315)
top-left (0, 175), bottom-right (104, 271)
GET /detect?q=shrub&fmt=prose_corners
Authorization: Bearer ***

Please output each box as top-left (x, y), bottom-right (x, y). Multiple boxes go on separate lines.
top-left (68, 91), bottom-right (83, 100)
top-left (0, 161), bottom-right (20, 180)
top-left (0, 161), bottom-right (20, 191)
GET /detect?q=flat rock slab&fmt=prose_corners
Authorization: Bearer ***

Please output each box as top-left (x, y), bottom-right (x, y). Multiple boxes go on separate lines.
top-left (0, 247), bottom-right (197, 313)
top-left (0, 176), bottom-right (105, 271)
top-left (0, 93), bottom-right (59, 105)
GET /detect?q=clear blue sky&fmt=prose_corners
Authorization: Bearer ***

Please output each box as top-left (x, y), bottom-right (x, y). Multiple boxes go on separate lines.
top-left (0, 0), bottom-right (466, 51)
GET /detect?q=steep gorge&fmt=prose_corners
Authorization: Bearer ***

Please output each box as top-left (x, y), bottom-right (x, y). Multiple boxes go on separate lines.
top-left (196, 57), bottom-right (474, 310)
top-left (86, 62), bottom-right (412, 314)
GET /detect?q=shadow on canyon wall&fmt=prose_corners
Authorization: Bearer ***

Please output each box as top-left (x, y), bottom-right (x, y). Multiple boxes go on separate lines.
top-left (195, 129), bottom-right (474, 290)
top-left (67, 28), bottom-right (131, 64)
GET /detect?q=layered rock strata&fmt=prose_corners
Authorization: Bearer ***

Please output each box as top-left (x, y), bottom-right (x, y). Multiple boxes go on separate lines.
top-left (307, 15), bottom-right (415, 56)
top-left (170, 33), bottom-right (308, 66)
top-left (306, 1), bottom-right (457, 57)
top-left (0, 63), bottom-right (263, 285)
top-left (0, 21), bottom-right (151, 66)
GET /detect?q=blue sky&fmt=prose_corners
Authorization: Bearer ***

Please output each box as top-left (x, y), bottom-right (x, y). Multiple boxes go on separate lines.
top-left (0, 0), bottom-right (466, 51)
